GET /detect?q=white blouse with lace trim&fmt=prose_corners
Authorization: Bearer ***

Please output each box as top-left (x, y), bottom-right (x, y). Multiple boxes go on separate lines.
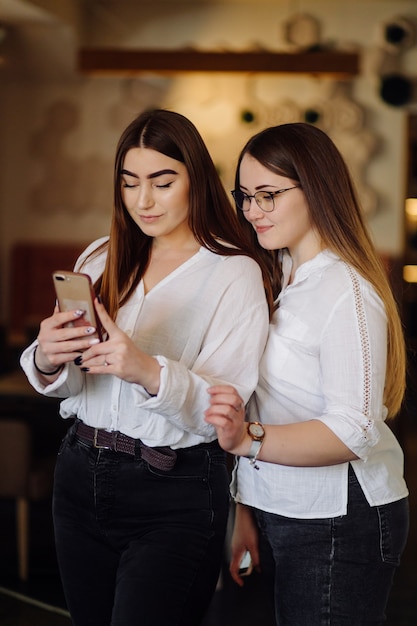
top-left (235, 249), bottom-right (408, 518)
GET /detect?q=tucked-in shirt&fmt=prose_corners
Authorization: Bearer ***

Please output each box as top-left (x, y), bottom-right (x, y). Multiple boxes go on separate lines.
top-left (20, 237), bottom-right (269, 449)
top-left (235, 249), bottom-right (408, 518)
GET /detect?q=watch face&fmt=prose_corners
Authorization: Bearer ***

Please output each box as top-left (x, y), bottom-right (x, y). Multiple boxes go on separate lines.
top-left (248, 422), bottom-right (265, 440)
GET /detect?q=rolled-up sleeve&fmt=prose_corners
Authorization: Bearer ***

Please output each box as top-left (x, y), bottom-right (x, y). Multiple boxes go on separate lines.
top-left (314, 270), bottom-right (387, 459)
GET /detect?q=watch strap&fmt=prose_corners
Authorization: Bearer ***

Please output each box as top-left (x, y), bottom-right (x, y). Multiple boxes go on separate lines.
top-left (248, 439), bottom-right (262, 459)
top-left (247, 438), bottom-right (264, 470)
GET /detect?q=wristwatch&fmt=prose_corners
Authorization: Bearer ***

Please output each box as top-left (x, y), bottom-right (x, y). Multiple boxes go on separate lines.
top-left (247, 421), bottom-right (265, 469)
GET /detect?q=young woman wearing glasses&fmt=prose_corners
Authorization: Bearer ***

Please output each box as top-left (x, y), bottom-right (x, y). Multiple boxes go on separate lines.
top-left (20, 109), bottom-right (273, 626)
top-left (205, 122), bottom-right (409, 625)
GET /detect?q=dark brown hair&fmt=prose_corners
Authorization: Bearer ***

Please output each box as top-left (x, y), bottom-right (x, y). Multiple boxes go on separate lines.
top-left (84, 109), bottom-right (274, 318)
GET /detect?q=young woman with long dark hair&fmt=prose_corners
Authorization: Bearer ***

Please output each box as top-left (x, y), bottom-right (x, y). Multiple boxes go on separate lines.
top-left (21, 109), bottom-right (272, 626)
top-left (206, 122), bottom-right (409, 626)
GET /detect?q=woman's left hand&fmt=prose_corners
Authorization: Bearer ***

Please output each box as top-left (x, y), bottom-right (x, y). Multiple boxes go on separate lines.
top-left (75, 298), bottom-right (161, 392)
top-left (204, 385), bottom-right (249, 455)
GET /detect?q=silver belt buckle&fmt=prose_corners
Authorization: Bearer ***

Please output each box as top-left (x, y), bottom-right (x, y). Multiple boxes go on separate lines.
top-left (93, 428), bottom-right (111, 449)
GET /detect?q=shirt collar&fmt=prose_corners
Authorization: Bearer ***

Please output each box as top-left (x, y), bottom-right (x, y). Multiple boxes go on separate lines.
top-left (281, 248), bottom-right (339, 288)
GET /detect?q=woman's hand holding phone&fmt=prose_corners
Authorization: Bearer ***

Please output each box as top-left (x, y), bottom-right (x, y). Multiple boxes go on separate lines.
top-left (41, 270), bottom-right (162, 393)
top-left (71, 297), bottom-right (162, 394)
top-left (35, 305), bottom-right (102, 374)
top-left (52, 271), bottom-right (102, 344)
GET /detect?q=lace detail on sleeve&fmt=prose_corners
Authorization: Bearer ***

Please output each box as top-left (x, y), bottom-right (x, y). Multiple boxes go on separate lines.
top-left (345, 265), bottom-right (372, 436)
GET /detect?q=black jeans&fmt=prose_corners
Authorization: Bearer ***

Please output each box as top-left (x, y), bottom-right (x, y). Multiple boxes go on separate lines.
top-left (53, 424), bottom-right (230, 626)
top-left (255, 466), bottom-right (409, 626)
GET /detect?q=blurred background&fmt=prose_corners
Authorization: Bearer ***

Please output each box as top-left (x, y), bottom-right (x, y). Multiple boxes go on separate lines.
top-left (0, 1), bottom-right (416, 624)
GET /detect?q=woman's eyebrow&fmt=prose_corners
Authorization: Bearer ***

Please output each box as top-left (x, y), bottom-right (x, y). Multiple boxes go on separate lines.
top-left (240, 183), bottom-right (276, 191)
top-left (121, 169), bottom-right (138, 179)
top-left (121, 168), bottom-right (178, 179)
top-left (148, 169), bottom-right (178, 179)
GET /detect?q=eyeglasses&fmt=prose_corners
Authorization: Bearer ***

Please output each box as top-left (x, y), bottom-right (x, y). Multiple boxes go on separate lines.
top-left (231, 186), bottom-right (301, 212)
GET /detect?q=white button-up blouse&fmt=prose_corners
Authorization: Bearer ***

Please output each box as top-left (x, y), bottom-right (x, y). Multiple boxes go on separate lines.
top-left (20, 237), bottom-right (269, 449)
top-left (235, 249), bottom-right (408, 518)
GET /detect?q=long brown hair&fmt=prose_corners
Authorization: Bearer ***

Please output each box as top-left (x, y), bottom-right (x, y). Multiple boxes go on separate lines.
top-left (234, 122), bottom-right (406, 417)
top-left (83, 109), bottom-right (274, 318)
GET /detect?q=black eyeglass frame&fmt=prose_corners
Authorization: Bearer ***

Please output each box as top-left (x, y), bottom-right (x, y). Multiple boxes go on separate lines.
top-left (231, 185), bottom-right (301, 212)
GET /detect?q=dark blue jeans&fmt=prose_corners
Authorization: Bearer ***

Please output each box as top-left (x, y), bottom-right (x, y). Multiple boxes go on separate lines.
top-left (53, 423), bottom-right (230, 626)
top-left (254, 466), bottom-right (409, 626)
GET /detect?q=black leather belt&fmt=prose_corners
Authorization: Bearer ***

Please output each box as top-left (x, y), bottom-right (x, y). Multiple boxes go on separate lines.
top-left (74, 420), bottom-right (177, 471)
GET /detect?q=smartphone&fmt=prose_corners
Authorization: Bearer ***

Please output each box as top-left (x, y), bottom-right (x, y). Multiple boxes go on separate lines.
top-left (238, 551), bottom-right (253, 577)
top-left (52, 270), bottom-right (102, 344)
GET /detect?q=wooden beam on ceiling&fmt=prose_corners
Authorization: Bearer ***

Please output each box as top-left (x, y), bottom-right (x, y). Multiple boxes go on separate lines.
top-left (78, 48), bottom-right (360, 78)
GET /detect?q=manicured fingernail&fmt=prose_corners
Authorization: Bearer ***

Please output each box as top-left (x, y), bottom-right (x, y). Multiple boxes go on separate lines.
top-left (81, 367), bottom-right (89, 372)
top-left (97, 294), bottom-right (102, 303)
top-left (74, 355), bottom-right (82, 365)
top-left (74, 309), bottom-right (85, 317)
top-left (85, 327), bottom-right (96, 334)
top-left (89, 338), bottom-right (100, 345)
